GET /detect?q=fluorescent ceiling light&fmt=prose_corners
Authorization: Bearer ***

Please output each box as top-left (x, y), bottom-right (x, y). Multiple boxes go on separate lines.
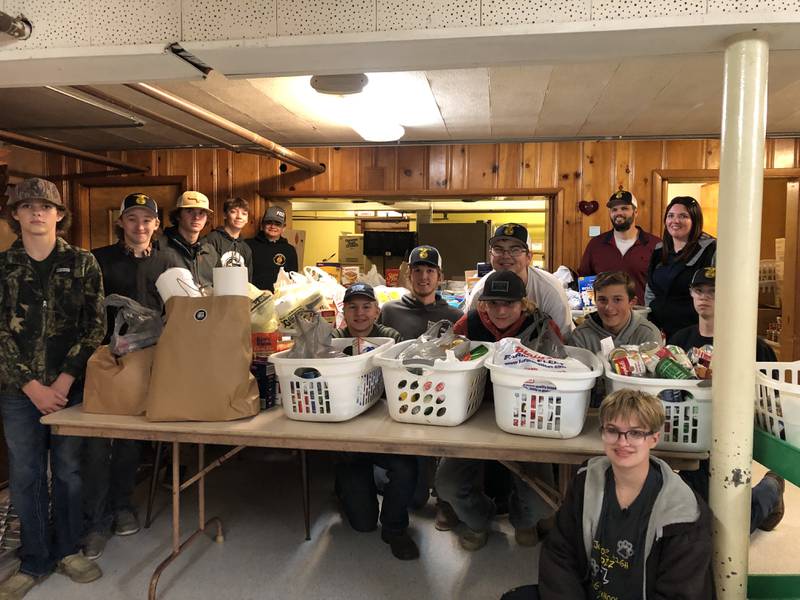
top-left (351, 120), bottom-right (405, 142)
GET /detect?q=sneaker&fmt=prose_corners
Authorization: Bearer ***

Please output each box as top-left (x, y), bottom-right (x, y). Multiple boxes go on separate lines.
top-left (0, 572), bottom-right (37, 599)
top-left (758, 471), bottom-right (786, 532)
top-left (459, 527), bottom-right (489, 551)
top-left (57, 554), bottom-right (102, 584)
top-left (434, 501), bottom-right (460, 531)
top-left (380, 529), bottom-right (420, 560)
top-left (82, 532), bottom-right (109, 561)
top-left (113, 510), bottom-right (141, 536)
top-left (514, 526), bottom-right (539, 547)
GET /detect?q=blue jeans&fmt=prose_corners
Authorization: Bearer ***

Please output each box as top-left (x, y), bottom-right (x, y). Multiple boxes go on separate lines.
top-left (680, 459), bottom-right (781, 533)
top-left (0, 391), bottom-right (83, 577)
top-left (82, 437), bottom-right (141, 535)
top-left (435, 458), bottom-right (555, 532)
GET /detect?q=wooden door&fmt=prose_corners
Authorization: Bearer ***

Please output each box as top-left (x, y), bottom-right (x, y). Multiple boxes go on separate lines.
top-left (87, 184), bottom-right (180, 250)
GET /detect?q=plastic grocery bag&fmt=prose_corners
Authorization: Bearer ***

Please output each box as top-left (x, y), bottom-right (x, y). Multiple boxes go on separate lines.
top-left (286, 310), bottom-right (342, 359)
top-left (358, 265), bottom-right (386, 287)
top-left (399, 320), bottom-right (470, 366)
top-left (105, 294), bottom-right (163, 357)
top-left (518, 314), bottom-right (568, 359)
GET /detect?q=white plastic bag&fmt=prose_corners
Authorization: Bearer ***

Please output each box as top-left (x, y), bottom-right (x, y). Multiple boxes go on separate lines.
top-left (358, 265), bottom-right (386, 287)
top-left (553, 265), bottom-right (574, 288)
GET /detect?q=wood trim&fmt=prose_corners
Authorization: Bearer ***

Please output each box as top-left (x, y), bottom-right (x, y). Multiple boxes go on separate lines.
top-left (781, 181), bottom-right (800, 360)
top-left (263, 187), bottom-right (560, 199)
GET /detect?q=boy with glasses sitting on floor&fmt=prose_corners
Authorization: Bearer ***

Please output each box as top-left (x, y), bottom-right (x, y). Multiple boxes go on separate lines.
top-left (501, 389), bottom-right (714, 599)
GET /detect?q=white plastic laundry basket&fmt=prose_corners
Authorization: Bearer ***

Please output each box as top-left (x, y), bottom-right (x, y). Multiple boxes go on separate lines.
top-left (373, 340), bottom-right (491, 426)
top-left (605, 367), bottom-right (712, 452)
top-left (487, 346), bottom-right (602, 439)
top-left (268, 338), bottom-right (394, 422)
top-left (755, 361), bottom-right (800, 447)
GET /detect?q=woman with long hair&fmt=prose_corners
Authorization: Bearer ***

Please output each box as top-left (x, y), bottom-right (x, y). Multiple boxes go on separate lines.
top-left (644, 196), bottom-right (716, 338)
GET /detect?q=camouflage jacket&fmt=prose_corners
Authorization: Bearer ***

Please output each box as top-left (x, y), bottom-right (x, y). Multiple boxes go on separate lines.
top-left (0, 237), bottom-right (105, 391)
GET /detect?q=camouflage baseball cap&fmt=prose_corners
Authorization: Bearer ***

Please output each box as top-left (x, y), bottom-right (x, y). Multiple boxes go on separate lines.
top-left (6, 177), bottom-right (63, 208)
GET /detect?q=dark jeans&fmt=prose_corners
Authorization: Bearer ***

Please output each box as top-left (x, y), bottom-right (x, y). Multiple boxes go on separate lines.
top-left (83, 437), bottom-right (141, 535)
top-left (681, 459), bottom-right (781, 533)
top-left (0, 391), bottom-right (83, 577)
top-left (500, 585), bottom-right (539, 599)
top-left (335, 453), bottom-right (418, 535)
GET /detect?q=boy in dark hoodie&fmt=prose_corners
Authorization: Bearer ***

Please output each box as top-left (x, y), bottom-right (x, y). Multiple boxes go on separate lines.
top-left (502, 389), bottom-right (714, 600)
top-left (379, 245), bottom-right (462, 340)
top-left (205, 196), bottom-right (253, 281)
top-left (247, 206), bottom-right (297, 292)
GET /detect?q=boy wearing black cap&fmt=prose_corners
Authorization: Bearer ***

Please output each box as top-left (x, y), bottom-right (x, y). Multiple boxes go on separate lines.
top-left (247, 205), bottom-right (298, 292)
top-left (82, 192), bottom-right (162, 560)
top-left (578, 191), bottom-right (660, 304)
top-left (0, 178), bottom-right (105, 596)
top-left (332, 283), bottom-right (401, 341)
top-left (669, 267), bottom-right (785, 534)
top-left (437, 270), bottom-right (558, 551)
top-left (332, 285), bottom-right (417, 560)
top-left (466, 224), bottom-right (573, 336)
top-left (380, 245), bottom-right (463, 340)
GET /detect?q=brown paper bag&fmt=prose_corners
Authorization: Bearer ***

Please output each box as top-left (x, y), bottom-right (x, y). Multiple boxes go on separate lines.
top-left (146, 295), bottom-right (259, 421)
top-left (83, 345), bottom-right (155, 416)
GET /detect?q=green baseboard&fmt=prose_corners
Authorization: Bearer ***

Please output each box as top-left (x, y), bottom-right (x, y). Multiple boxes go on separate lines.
top-left (747, 574), bottom-right (800, 599)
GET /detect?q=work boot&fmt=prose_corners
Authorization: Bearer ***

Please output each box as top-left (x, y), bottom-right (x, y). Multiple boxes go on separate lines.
top-left (758, 471), bottom-right (786, 531)
top-left (459, 527), bottom-right (489, 551)
top-left (82, 532), bottom-right (109, 561)
top-left (0, 572), bottom-right (37, 600)
top-left (514, 526), bottom-right (539, 547)
top-left (113, 510), bottom-right (141, 536)
top-left (57, 554), bottom-right (102, 584)
top-left (434, 501), bottom-right (460, 531)
top-left (380, 529), bottom-right (420, 560)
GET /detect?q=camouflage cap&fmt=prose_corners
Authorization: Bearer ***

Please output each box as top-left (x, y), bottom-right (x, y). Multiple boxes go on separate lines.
top-left (6, 177), bottom-right (63, 208)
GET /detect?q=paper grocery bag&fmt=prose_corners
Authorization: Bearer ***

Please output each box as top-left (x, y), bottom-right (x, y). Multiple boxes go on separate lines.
top-left (146, 295), bottom-right (259, 421)
top-left (83, 345), bottom-right (155, 416)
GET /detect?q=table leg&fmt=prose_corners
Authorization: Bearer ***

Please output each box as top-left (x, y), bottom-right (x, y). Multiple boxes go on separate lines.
top-left (147, 441), bottom-right (225, 600)
top-left (300, 450), bottom-right (310, 541)
top-left (500, 460), bottom-right (561, 511)
top-left (145, 441), bottom-right (164, 529)
top-left (558, 464), bottom-right (575, 498)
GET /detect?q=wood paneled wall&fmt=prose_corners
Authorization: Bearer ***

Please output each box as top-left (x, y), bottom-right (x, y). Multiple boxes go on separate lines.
top-left (4, 138), bottom-right (800, 269)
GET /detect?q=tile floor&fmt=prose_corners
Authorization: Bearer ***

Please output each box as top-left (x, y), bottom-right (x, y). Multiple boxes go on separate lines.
top-left (8, 450), bottom-right (797, 600)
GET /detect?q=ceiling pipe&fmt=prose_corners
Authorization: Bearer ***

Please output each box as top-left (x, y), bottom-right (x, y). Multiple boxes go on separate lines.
top-left (0, 129), bottom-right (147, 173)
top-left (72, 85), bottom-right (241, 153)
top-left (125, 82), bottom-right (326, 174)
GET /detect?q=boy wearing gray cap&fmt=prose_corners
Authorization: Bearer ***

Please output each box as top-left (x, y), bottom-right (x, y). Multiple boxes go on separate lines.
top-left (247, 205), bottom-right (298, 292)
top-left (0, 178), bottom-right (105, 597)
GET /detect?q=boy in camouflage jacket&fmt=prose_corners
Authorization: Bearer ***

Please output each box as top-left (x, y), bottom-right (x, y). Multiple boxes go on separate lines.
top-left (0, 178), bottom-right (105, 599)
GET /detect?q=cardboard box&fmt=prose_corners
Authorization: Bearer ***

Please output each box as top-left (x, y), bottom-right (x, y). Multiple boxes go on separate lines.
top-left (316, 262), bottom-right (341, 283)
top-left (338, 234), bottom-right (364, 264)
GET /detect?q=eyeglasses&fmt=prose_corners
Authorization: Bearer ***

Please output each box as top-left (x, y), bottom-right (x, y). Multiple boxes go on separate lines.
top-left (690, 287), bottom-right (715, 299)
top-left (490, 246), bottom-right (528, 258)
top-left (599, 425), bottom-right (655, 444)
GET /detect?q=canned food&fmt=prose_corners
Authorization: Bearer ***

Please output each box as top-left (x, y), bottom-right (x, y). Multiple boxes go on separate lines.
top-left (654, 357), bottom-right (694, 380)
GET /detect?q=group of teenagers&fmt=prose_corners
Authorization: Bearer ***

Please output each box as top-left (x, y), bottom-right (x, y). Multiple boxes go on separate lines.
top-left (0, 177), bottom-right (787, 599)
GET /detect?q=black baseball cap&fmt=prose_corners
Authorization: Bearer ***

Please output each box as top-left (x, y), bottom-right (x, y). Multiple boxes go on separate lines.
top-left (409, 245), bottom-right (442, 268)
top-left (120, 192), bottom-right (158, 216)
top-left (261, 206), bottom-right (286, 225)
top-left (691, 267), bottom-right (716, 287)
top-left (343, 283), bottom-right (377, 302)
top-left (607, 190), bottom-right (638, 209)
top-left (489, 223), bottom-right (530, 247)
top-left (478, 270), bottom-right (526, 302)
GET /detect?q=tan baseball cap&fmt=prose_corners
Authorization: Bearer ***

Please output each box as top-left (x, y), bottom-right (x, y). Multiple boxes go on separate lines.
top-left (176, 191), bottom-right (213, 213)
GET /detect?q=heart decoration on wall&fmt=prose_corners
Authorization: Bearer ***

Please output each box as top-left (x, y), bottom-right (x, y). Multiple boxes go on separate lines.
top-left (578, 200), bottom-right (599, 215)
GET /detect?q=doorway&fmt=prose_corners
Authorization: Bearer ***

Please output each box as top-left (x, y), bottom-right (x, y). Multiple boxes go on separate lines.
top-left (72, 176), bottom-right (185, 250)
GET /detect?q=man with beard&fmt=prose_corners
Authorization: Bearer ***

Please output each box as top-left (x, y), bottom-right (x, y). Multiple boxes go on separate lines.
top-left (578, 190), bottom-right (659, 305)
